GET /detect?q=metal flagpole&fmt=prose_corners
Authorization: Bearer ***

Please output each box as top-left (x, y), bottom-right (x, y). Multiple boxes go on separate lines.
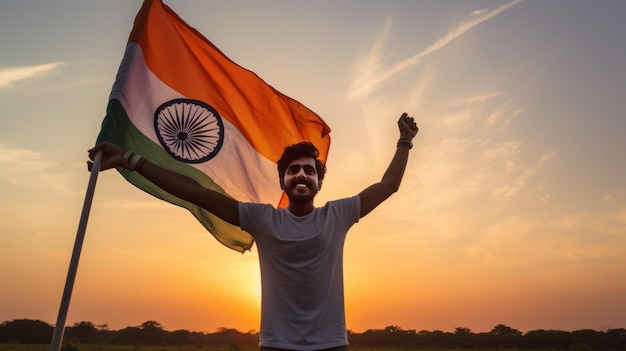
top-left (50, 150), bottom-right (103, 351)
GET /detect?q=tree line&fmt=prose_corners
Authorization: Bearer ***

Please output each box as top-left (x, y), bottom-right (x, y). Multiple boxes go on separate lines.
top-left (1, 319), bottom-right (625, 350)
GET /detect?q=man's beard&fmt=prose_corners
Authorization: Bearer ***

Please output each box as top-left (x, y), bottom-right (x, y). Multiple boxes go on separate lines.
top-left (286, 181), bottom-right (318, 204)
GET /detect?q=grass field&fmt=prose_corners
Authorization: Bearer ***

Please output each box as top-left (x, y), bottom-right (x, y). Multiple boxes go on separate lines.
top-left (0, 345), bottom-right (549, 351)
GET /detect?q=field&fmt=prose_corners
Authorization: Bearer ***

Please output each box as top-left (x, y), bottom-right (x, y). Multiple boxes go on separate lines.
top-left (0, 345), bottom-right (549, 351)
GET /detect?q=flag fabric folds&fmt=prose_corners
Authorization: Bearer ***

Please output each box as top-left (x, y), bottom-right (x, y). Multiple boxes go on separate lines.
top-left (96, 0), bottom-right (331, 252)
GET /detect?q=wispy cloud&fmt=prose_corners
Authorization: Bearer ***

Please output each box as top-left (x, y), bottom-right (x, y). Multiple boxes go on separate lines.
top-left (407, 90), bottom-right (551, 212)
top-left (102, 199), bottom-right (172, 210)
top-left (348, 21), bottom-right (393, 99)
top-left (0, 143), bottom-right (51, 172)
top-left (0, 62), bottom-right (66, 89)
top-left (486, 100), bottom-right (524, 126)
top-left (349, 0), bottom-right (523, 98)
top-left (445, 91), bottom-right (524, 128)
top-left (450, 91), bottom-right (503, 106)
top-left (418, 0), bottom-right (523, 58)
top-left (467, 208), bottom-right (626, 270)
top-left (0, 143), bottom-right (73, 194)
top-left (492, 151), bottom-right (556, 199)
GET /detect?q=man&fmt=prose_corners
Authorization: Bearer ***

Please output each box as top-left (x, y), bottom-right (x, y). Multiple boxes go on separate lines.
top-left (88, 112), bottom-right (418, 351)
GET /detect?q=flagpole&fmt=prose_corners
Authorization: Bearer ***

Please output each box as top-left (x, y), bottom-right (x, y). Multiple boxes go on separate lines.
top-left (50, 150), bottom-right (103, 351)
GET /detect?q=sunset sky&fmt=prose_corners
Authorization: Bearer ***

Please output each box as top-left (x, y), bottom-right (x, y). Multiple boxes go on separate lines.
top-left (1, 0), bottom-right (625, 335)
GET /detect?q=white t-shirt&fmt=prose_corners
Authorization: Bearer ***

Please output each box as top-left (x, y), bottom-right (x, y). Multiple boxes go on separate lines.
top-left (239, 196), bottom-right (360, 350)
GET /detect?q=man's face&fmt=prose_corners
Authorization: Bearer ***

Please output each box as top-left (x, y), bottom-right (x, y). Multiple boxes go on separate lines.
top-left (282, 156), bottom-right (320, 204)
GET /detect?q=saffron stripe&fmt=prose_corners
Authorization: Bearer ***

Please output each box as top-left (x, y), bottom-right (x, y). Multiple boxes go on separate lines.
top-left (110, 43), bottom-right (282, 204)
top-left (129, 0), bottom-right (331, 165)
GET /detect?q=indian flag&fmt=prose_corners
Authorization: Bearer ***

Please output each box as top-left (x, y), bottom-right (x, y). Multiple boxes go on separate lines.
top-left (96, 0), bottom-right (331, 252)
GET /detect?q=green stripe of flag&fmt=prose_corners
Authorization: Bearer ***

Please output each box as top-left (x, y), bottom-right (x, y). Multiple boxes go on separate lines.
top-left (97, 99), bottom-right (254, 252)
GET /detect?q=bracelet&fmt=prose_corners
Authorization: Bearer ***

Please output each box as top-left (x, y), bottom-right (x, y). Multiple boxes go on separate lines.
top-left (128, 153), bottom-right (143, 171)
top-left (123, 151), bottom-right (134, 169)
top-left (135, 156), bottom-right (146, 171)
top-left (123, 151), bottom-right (144, 171)
top-left (397, 138), bottom-right (413, 150)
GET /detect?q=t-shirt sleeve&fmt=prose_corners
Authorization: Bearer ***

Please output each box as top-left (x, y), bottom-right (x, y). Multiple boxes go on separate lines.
top-left (328, 195), bottom-right (361, 229)
top-left (238, 202), bottom-right (273, 237)
top-left (346, 195), bottom-right (361, 224)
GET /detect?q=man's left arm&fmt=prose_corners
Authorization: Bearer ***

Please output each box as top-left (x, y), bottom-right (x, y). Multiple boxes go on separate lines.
top-left (358, 113), bottom-right (418, 218)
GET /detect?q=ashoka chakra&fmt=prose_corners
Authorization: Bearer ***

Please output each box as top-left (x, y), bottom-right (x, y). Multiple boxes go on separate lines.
top-left (154, 98), bottom-right (224, 163)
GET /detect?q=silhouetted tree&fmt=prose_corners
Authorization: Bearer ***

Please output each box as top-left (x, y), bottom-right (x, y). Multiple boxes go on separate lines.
top-left (135, 320), bottom-right (166, 345)
top-left (2, 317), bottom-right (626, 349)
top-left (108, 326), bottom-right (140, 344)
top-left (605, 328), bottom-right (626, 350)
top-left (64, 321), bottom-right (101, 343)
top-left (523, 329), bottom-right (574, 349)
top-left (454, 326), bottom-right (472, 335)
top-left (487, 324), bottom-right (522, 348)
top-left (572, 329), bottom-right (605, 350)
top-left (452, 326), bottom-right (473, 348)
top-left (490, 323), bottom-right (522, 336)
top-left (206, 327), bottom-right (258, 346)
top-left (168, 329), bottom-right (205, 344)
top-left (0, 319), bottom-right (53, 343)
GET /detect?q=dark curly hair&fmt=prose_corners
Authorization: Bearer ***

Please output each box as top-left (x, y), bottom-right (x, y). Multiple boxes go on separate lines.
top-left (277, 142), bottom-right (326, 188)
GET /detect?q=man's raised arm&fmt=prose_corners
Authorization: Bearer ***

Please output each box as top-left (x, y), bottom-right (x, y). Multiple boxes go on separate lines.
top-left (358, 113), bottom-right (418, 218)
top-left (87, 142), bottom-right (240, 226)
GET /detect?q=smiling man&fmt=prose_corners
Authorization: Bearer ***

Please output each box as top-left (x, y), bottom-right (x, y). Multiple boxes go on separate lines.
top-left (277, 142), bottom-right (326, 214)
top-left (88, 112), bottom-right (418, 351)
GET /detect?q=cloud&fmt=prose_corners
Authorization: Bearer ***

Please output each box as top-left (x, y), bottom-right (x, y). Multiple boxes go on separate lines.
top-left (418, 0), bottom-right (523, 58)
top-left (492, 151), bottom-right (556, 199)
top-left (538, 151), bottom-right (556, 166)
top-left (0, 143), bottom-right (52, 172)
top-left (486, 100), bottom-right (524, 126)
top-left (348, 21), bottom-right (393, 99)
top-left (102, 199), bottom-right (172, 210)
top-left (450, 91), bottom-right (503, 106)
top-left (410, 91), bottom-right (552, 210)
top-left (0, 62), bottom-right (66, 89)
top-left (466, 209), bottom-right (626, 271)
top-left (349, 0), bottom-right (523, 99)
top-left (445, 91), bottom-right (524, 128)
top-left (0, 143), bottom-right (73, 194)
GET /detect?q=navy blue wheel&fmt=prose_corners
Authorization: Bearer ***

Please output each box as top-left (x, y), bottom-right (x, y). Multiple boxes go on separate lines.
top-left (154, 98), bottom-right (224, 163)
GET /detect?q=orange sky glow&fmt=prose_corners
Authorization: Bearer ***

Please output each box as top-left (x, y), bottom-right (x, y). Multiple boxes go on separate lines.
top-left (1, 0), bottom-right (625, 335)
